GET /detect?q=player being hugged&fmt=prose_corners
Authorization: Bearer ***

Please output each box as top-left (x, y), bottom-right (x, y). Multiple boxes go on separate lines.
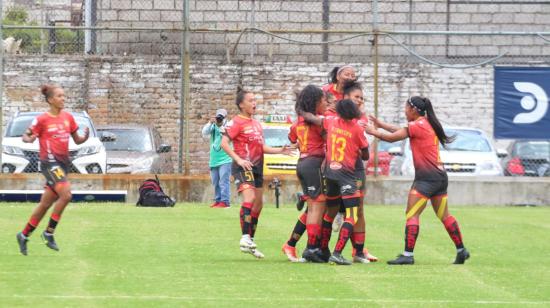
top-left (16, 84), bottom-right (89, 256)
top-left (322, 99), bottom-right (370, 265)
top-left (221, 86), bottom-right (293, 259)
top-left (365, 96), bottom-right (470, 265)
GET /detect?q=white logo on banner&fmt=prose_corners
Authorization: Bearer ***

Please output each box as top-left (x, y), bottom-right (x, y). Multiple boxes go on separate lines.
top-left (512, 82), bottom-right (548, 124)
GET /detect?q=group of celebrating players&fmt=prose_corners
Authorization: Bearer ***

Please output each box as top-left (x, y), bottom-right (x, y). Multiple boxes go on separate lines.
top-left (222, 65), bottom-right (470, 265)
top-left (16, 66), bottom-right (470, 266)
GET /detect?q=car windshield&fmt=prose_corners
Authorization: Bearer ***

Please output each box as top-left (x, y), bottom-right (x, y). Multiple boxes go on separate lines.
top-left (263, 127), bottom-right (289, 148)
top-left (6, 114), bottom-right (96, 137)
top-left (442, 129), bottom-right (491, 152)
top-left (514, 141), bottom-right (550, 157)
top-left (100, 128), bottom-right (153, 152)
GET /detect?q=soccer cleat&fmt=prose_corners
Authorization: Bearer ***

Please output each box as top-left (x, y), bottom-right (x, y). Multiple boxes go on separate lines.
top-left (302, 248), bottom-right (325, 263)
top-left (209, 202), bottom-right (219, 208)
top-left (332, 213), bottom-right (343, 233)
top-left (281, 243), bottom-right (300, 262)
top-left (352, 248), bottom-right (379, 262)
top-left (41, 231), bottom-right (59, 251)
top-left (212, 202), bottom-right (230, 208)
top-left (353, 255), bottom-right (371, 264)
top-left (295, 192), bottom-right (305, 211)
top-left (317, 248), bottom-right (331, 263)
top-left (239, 235), bottom-right (256, 250)
top-left (329, 252), bottom-right (352, 265)
top-left (453, 248), bottom-right (470, 264)
top-left (387, 254), bottom-right (414, 265)
top-left (250, 247), bottom-right (265, 259)
top-left (16, 232), bottom-right (28, 256)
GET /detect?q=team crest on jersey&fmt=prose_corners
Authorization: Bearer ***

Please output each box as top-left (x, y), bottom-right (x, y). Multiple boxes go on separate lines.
top-left (329, 162), bottom-right (342, 170)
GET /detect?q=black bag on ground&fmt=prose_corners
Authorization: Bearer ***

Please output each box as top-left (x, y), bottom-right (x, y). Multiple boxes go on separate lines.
top-left (136, 175), bottom-right (175, 207)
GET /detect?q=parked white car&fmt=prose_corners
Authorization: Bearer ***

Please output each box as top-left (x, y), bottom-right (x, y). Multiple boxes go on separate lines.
top-left (1, 111), bottom-right (107, 174)
top-left (389, 126), bottom-right (506, 177)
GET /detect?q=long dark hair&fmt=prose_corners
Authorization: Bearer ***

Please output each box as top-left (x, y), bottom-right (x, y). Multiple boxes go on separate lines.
top-left (328, 66), bottom-right (340, 84)
top-left (235, 85), bottom-right (251, 111)
top-left (342, 80), bottom-right (362, 96)
top-left (336, 99), bottom-right (361, 120)
top-left (295, 85), bottom-right (324, 115)
top-left (408, 96), bottom-right (454, 145)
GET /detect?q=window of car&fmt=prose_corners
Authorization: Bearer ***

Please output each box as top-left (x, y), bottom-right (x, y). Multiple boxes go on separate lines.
top-left (442, 129), bottom-right (491, 152)
top-left (263, 127), bottom-right (289, 148)
top-left (513, 141), bottom-right (550, 157)
top-left (378, 140), bottom-right (402, 151)
top-left (100, 128), bottom-right (153, 152)
top-left (5, 114), bottom-right (96, 137)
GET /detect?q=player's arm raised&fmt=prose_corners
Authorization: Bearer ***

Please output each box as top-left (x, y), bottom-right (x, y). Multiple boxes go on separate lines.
top-left (365, 122), bottom-right (408, 143)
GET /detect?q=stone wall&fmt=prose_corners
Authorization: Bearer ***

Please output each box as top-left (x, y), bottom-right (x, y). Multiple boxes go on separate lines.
top-left (2, 55), bottom-right (501, 174)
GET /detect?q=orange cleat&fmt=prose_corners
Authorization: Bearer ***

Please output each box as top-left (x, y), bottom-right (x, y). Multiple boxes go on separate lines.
top-left (282, 243), bottom-right (301, 262)
top-left (352, 248), bottom-right (379, 262)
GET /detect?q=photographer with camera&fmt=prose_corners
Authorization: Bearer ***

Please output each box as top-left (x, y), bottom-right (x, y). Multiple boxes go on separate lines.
top-left (202, 109), bottom-right (232, 208)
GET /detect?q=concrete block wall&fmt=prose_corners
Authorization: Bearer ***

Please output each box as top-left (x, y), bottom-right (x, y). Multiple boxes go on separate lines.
top-left (92, 0), bottom-right (550, 61)
top-left (3, 55), bottom-right (503, 174)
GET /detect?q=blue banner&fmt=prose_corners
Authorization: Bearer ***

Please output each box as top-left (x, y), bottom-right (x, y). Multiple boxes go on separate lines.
top-left (494, 67), bottom-right (550, 139)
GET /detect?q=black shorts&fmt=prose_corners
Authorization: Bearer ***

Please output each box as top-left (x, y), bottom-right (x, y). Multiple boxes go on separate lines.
top-left (41, 160), bottom-right (69, 189)
top-left (232, 163), bottom-right (263, 191)
top-left (412, 178), bottom-right (448, 198)
top-left (325, 168), bottom-right (360, 200)
top-left (296, 156), bottom-right (325, 201)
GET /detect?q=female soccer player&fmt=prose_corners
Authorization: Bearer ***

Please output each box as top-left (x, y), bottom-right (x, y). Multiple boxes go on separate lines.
top-left (323, 99), bottom-right (370, 265)
top-left (322, 65), bottom-right (357, 102)
top-left (221, 86), bottom-right (293, 259)
top-left (282, 85), bottom-right (327, 263)
top-left (365, 96), bottom-right (470, 265)
top-left (16, 84), bottom-right (89, 256)
top-left (341, 81), bottom-right (378, 263)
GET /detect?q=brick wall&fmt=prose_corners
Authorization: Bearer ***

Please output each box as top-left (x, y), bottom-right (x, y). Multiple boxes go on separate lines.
top-left (3, 55), bottom-right (500, 174)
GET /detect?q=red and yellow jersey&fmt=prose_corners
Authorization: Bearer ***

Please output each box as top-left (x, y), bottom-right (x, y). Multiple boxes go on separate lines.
top-left (288, 116), bottom-right (325, 159)
top-left (323, 116), bottom-right (369, 172)
top-left (224, 115), bottom-right (264, 166)
top-left (407, 117), bottom-right (446, 180)
top-left (354, 113), bottom-right (369, 170)
top-left (322, 83), bottom-right (344, 102)
top-left (29, 111), bottom-right (78, 163)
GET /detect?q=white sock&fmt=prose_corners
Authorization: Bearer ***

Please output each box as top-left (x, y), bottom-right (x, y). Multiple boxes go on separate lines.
top-left (403, 251), bottom-right (414, 257)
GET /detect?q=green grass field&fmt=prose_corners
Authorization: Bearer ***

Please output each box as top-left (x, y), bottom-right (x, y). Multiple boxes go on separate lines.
top-left (1, 203), bottom-right (549, 307)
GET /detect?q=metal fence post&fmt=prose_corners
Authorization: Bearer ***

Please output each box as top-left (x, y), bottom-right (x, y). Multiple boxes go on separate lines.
top-left (179, 0), bottom-right (191, 174)
top-left (0, 0), bottom-right (4, 149)
top-left (373, 0), bottom-right (380, 177)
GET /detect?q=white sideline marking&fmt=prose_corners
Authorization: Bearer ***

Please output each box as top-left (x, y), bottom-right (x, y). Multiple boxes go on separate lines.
top-left (4, 295), bottom-right (550, 305)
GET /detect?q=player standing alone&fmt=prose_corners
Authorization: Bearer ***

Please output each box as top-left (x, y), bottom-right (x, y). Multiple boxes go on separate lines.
top-left (221, 86), bottom-right (293, 259)
top-left (365, 96), bottom-right (470, 265)
top-left (16, 84), bottom-right (89, 255)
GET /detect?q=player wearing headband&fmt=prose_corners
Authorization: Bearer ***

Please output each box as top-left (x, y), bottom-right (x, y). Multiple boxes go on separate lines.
top-left (365, 96), bottom-right (470, 265)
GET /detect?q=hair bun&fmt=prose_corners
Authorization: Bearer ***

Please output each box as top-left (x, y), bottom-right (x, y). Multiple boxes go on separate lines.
top-left (40, 84), bottom-right (50, 96)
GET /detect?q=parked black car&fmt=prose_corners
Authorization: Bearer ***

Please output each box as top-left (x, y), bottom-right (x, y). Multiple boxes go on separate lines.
top-left (502, 140), bottom-right (550, 177)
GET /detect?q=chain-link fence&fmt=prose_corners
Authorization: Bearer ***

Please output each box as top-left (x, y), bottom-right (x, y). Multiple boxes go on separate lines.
top-left (1, 0), bottom-right (549, 176)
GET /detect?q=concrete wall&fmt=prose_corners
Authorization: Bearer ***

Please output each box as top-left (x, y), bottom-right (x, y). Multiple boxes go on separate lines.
top-left (94, 0), bottom-right (550, 60)
top-left (2, 55), bottom-right (505, 174)
top-left (1, 174), bottom-right (548, 206)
